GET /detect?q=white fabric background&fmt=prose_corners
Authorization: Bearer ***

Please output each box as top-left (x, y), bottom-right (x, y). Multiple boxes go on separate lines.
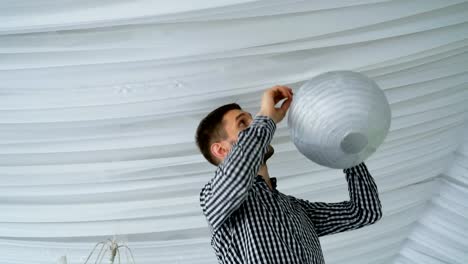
top-left (1, 0), bottom-right (467, 263)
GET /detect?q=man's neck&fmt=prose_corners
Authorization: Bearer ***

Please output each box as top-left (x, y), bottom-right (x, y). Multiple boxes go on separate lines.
top-left (258, 164), bottom-right (273, 190)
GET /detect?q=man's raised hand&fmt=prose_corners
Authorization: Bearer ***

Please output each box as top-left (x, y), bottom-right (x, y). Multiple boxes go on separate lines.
top-left (258, 85), bottom-right (293, 124)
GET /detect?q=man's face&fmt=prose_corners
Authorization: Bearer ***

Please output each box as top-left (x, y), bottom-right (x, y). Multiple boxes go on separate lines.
top-left (222, 109), bottom-right (253, 144)
top-left (221, 109), bottom-right (274, 163)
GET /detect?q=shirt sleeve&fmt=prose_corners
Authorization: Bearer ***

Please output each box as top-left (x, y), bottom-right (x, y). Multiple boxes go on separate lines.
top-left (288, 162), bottom-right (383, 237)
top-left (200, 116), bottom-right (276, 233)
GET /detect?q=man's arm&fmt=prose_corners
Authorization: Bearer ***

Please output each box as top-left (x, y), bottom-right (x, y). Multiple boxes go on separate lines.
top-left (288, 163), bottom-right (382, 237)
top-left (200, 116), bottom-right (276, 232)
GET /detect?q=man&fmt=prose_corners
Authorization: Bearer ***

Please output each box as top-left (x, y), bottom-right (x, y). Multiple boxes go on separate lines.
top-left (195, 85), bottom-right (382, 264)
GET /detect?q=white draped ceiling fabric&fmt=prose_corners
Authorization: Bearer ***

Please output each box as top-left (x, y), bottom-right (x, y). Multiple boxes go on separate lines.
top-left (1, 1), bottom-right (467, 263)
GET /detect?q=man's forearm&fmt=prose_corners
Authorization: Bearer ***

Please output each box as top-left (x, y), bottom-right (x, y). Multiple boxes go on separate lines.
top-left (344, 163), bottom-right (383, 223)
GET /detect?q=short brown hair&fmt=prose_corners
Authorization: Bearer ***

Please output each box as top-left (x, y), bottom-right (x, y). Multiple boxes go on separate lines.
top-left (195, 103), bottom-right (242, 166)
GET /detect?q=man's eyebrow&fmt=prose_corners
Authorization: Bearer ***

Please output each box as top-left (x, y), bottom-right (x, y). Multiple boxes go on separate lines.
top-left (236, 112), bottom-right (252, 121)
top-left (236, 112), bottom-right (246, 121)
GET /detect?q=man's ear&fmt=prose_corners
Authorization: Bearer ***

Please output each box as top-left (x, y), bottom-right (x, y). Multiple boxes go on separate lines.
top-left (210, 142), bottom-right (228, 162)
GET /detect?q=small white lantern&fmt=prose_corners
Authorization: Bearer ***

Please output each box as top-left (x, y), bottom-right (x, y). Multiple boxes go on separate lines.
top-left (288, 71), bottom-right (391, 169)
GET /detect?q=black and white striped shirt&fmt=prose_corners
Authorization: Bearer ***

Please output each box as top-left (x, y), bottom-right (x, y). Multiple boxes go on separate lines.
top-left (200, 116), bottom-right (382, 264)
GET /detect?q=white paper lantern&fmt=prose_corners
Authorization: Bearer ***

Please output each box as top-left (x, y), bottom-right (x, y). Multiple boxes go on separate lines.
top-left (288, 71), bottom-right (391, 169)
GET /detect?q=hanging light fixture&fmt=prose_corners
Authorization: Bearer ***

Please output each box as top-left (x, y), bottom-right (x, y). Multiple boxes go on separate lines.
top-left (288, 71), bottom-right (391, 169)
top-left (83, 238), bottom-right (136, 264)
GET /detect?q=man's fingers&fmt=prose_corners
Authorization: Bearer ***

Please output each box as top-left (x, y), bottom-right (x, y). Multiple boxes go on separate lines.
top-left (276, 86), bottom-right (293, 106)
top-left (271, 86), bottom-right (292, 103)
top-left (259, 85), bottom-right (293, 123)
top-left (280, 96), bottom-right (292, 112)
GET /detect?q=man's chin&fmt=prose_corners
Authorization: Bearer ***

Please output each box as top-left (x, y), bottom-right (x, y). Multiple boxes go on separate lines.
top-left (263, 145), bottom-right (275, 164)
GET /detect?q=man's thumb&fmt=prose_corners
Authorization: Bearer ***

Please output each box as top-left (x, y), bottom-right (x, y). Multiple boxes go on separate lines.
top-left (280, 97), bottom-right (292, 112)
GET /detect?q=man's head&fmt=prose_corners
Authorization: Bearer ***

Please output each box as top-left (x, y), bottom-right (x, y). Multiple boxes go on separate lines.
top-left (195, 103), bottom-right (274, 166)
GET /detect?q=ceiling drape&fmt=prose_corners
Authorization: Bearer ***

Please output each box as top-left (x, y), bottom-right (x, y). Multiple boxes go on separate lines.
top-left (1, 1), bottom-right (467, 263)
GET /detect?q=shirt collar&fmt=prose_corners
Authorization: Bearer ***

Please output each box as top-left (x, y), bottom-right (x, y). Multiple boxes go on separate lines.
top-left (256, 175), bottom-right (277, 190)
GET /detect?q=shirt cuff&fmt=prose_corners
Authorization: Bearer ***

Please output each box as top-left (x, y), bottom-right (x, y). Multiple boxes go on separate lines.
top-left (343, 162), bottom-right (368, 174)
top-left (252, 115), bottom-right (276, 131)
